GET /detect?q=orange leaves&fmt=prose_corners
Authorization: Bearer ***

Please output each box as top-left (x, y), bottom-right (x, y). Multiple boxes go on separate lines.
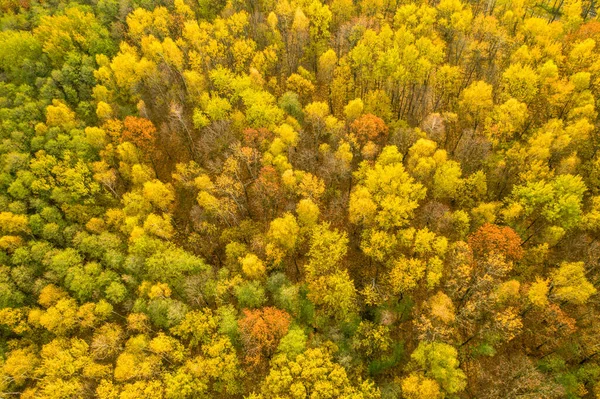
top-left (350, 113), bottom-right (389, 144)
top-left (467, 223), bottom-right (524, 262)
top-left (122, 116), bottom-right (157, 153)
top-left (238, 307), bottom-right (291, 368)
top-left (243, 127), bottom-right (274, 150)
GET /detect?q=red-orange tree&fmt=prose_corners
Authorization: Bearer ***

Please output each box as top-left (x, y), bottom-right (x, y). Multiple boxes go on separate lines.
top-left (468, 223), bottom-right (524, 262)
top-left (122, 116), bottom-right (158, 153)
top-left (350, 113), bottom-right (389, 144)
top-left (238, 307), bottom-right (291, 368)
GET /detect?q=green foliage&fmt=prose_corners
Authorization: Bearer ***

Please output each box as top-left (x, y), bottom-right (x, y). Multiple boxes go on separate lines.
top-left (411, 341), bottom-right (467, 394)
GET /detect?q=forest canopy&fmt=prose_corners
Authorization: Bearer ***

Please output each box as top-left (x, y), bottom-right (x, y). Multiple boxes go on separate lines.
top-left (1, 0), bottom-right (600, 397)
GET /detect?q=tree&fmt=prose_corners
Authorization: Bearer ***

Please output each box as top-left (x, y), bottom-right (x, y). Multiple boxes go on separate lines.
top-left (344, 98), bottom-right (364, 122)
top-left (501, 63), bottom-right (539, 103)
top-left (307, 271), bottom-right (358, 321)
top-left (238, 307), bottom-right (291, 367)
top-left (551, 262), bottom-right (596, 305)
top-left (388, 257), bottom-right (426, 294)
top-left (33, 7), bottom-right (114, 67)
top-left (400, 373), bottom-right (441, 399)
top-left (528, 277), bottom-right (550, 308)
top-left (350, 113), bottom-right (389, 145)
top-left (467, 223), bottom-right (524, 261)
top-left (266, 213), bottom-right (300, 263)
top-left (257, 347), bottom-right (380, 398)
top-left (505, 174), bottom-right (587, 236)
top-left (306, 223), bottom-right (348, 276)
top-left (352, 321), bottom-right (392, 358)
top-left (122, 116), bottom-right (158, 154)
top-left (459, 80), bottom-right (493, 130)
top-left (142, 180), bottom-right (175, 211)
top-left (410, 342), bottom-right (466, 395)
top-left (240, 253), bottom-right (267, 279)
top-left (350, 146), bottom-right (426, 230)
top-left (0, 31), bottom-right (43, 83)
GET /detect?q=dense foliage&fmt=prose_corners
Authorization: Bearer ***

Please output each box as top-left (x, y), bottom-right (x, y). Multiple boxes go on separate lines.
top-left (1, 0), bottom-right (600, 396)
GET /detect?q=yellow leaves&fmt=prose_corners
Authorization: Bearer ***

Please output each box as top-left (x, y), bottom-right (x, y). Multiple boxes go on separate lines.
top-left (274, 123), bottom-right (299, 147)
top-left (528, 277), bottom-right (550, 307)
top-left (91, 323), bottom-right (124, 360)
top-left (291, 7), bottom-right (310, 33)
top-left (436, 0), bottom-right (473, 32)
top-left (193, 174), bottom-right (214, 191)
top-left (304, 101), bottom-right (330, 122)
top-left (335, 141), bottom-right (353, 168)
top-left (296, 198), bottom-right (320, 226)
top-left (2, 346), bottom-right (40, 387)
top-left (96, 100), bottom-right (114, 120)
top-left (260, 347), bottom-right (379, 398)
top-left (308, 271), bottom-right (358, 320)
top-left (552, 261), bottom-right (596, 304)
top-left (360, 229), bottom-right (397, 262)
top-left (481, 252), bottom-right (514, 277)
top-left (306, 223), bottom-right (349, 276)
top-left (109, 380), bottom-right (164, 399)
top-left (149, 333), bottom-right (185, 363)
top-left (568, 38), bottom-right (596, 70)
top-left (352, 321), bottom-right (391, 357)
top-left (426, 256), bottom-right (444, 289)
top-left (38, 284), bottom-right (68, 308)
top-left (459, 80), bottom-right (493, 120)
top-left (318, 49), bottom-right (338, 81)
top-left (160, 37), bottom-right (185, 70)
top-left (494, 307), bottom-right (523, 341)
top-left (129, 164), bottom-right (154, 187)
top-left (143, 180), bottom-right (175, 211)
top-left (170, 309), bottom-right (219, 347)
top-left (413, 228), bottom-right (437, 256)
top-left (185, 336), bottom-right (243, 395)
top-left (267, 213), bottom-right (300, 252)
top-left (0, 235), bottom-right (23, 251)
top-left (428, 291), bottom-right (455, 324)
top-left (114, 352), bottom-right (159, 382)
top-left (114, 335), bottom-right (162, 382)
top-left (410, 341), bottom-right (466, 394)
top-left (145, 282), bottom-right (172, 299)
top-left (126, 7), bottom-right (171, 41)
top-left (570, 71), bottom-right (591, 91)
top-left (127, 313), bottom-right (150, 333)
top-left (388, 257), bottom-right (426, 294)
top-left (143, 213), bottom-right (175, 239)
top-left (286, 73), bottom-right (315, 98)
top-left (45, 100), bottom-right (76, 130)
top-left (77, 303), bottom-right (98, 329)
top-left (40, 338), bottom-right (90, 379)
top-left (471, 202), bottom-right (501, 227)
top-left (495, 280), bottom-right (521, 303)
top-left (400, 373), bottom-right (441, 399)
top-left (39, 298), bottom-right (79, 335)
top-left (351, 146), bottom-right (426, 230)
top-left (501, 63), bottom-right (539, 103)
top-left (183, 70), bottom-right (206, 102)
top-left (105, 43), bottom-right (141, 91)
top-left (344, 98), bottom-right (364, 122)
top-left (0, 212), bottom-right (29, 236)
top-left (407, 139), bottom-right (440, 178)
top-left (267, 12), bottom-right (278, 29)
top-left (0, 308), bottom-right (30, 335)
top-left (204, 96), bottom-right (232, 122)
top-left (349, 186), bottom-right (378, 225)
top-left (240, 253), bottom-right (267, 279)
